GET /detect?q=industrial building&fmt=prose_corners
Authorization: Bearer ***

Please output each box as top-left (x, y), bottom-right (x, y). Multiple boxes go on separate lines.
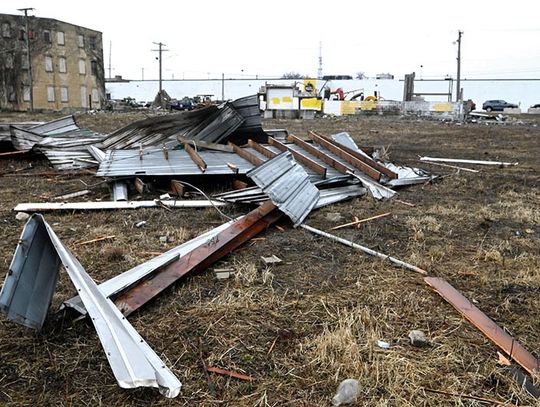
top-left (0, 13), bottom-right (105, 111)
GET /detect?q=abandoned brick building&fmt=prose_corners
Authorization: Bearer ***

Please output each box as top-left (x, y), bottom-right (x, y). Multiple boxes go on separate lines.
top-left (0, 13), bottom-right (105, 111)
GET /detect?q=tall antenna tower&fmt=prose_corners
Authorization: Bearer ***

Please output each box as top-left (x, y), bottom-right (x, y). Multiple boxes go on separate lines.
top-left (317, 41), bottom-right (323, 79)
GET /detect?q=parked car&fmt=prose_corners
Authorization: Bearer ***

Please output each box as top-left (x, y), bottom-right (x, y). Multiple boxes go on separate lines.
top-left (482, 100), bottom-right (518, 112)
top-left (531, 103), bottom-right (540, 109)
top-left (169, 97), bottom-right (195, 111)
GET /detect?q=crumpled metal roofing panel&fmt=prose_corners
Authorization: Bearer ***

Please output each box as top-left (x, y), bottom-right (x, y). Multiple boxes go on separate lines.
top-left (29, 115), bottom-right (78, 135)
top-left (96, 148), bottom-right (255, 177)
top-left (0, 215), bottom-right (182, 397)
top-left (247, 151), bottom-right (319, 226)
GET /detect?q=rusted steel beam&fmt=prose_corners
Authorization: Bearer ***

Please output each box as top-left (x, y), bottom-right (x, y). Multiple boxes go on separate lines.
top-left (267, 137), bottom-right (327, 178)
top-left (286, 134), bottom-right (353, 175)
top-left (424, 277), bottom-right (539, 376)
top-left (307, 131), bottom-right (381, 181)
top-left (229, 142), bottom-right (264, 166)
top-left (114, 202), bottom-right (281, 316)
top-left (184, 143), bottom-right (207, 172)
top-left (247, 139), bottom-right (277, 160)
top-left (311, 131), bottom-right (398, 179)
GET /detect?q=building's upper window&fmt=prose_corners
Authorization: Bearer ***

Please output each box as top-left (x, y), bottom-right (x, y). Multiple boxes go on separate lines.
top-left (43, 30), bottom-right (51, 43)
top-left (60, 87), bottom-right (69, 102)
top-left (77, 34), bottom-right (84, 47)
top-left (23, 86), bottom-right (31, 102)
top-left (1, 22), bottom-right (10, 38)
top-left (19, 28), bottom-right (25, 41)
top-left (21, 56), bottom-right (29, 69)
top-left (89, 35), bottom-right (96, 50)
top-left (58, 57), bottom-right (67, 73)
top-left (57, 31), bottom-right (65, 45)
top-left (91, 60), bottom-right (98, 76)
top-left (79, 59), bottom-right (86, 75)
top-left (8, 86), bottom-right (16, 102)
top-left (4, 53), bottom-right (14, 69)
top-left (45, 56), bottom-right (53, 72)
top-left (47, 86), bottom-right (55, 102)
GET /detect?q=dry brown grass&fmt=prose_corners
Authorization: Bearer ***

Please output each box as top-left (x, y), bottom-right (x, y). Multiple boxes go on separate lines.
top-left (0, 114), bottom-right (539, 406)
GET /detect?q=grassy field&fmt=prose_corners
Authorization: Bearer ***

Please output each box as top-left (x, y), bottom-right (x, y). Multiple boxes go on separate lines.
top-left (0, 112), bottom-right (539, 406)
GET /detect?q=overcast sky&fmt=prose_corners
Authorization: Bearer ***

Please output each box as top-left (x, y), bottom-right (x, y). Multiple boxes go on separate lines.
top-left (3, 0), bottom-right (540, 80)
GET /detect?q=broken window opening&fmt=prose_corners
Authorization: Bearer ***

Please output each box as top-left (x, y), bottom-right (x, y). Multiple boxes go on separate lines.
top-left (43, 29), bottom-right (51, 43)
top-left (91, 60), bottom-right (98, 76)
top-left (89, 35), bottom-right (96, 50)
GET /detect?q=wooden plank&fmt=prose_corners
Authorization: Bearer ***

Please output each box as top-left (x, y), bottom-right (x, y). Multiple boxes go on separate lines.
top-left (312, 131), bottom-right (398, 179)
top-left (247, 139), bottom-right (277, 159)
top-left (267, 137), bottom-right (327, 178)
top-left (184, 143), bottom-right (207, 172)
top-left (330, 212), bottom-right (392, 230)
top-left (228, 142), bottom-right (264, 166)
top-left (286, 135), bottom-right (353, 175)
top-left (170, 180), bottom-right (185, 197)
top-left (424, 277), bottom-right (539, 376)
top-left (306, 131), bottom-right (381, 181)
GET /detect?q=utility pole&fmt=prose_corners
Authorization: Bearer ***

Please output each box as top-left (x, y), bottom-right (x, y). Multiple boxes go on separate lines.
top-left (317, 41), bottom-right (323, 79)
top-left (151, 42), bottom-right (168, 105)
top-left (456, 30), bottom-right (463, 102)
top-left (108, 40), bottom-right (112, 79)
top-left (221, 73), bottom-right (225, 101)
top-left (18, 7), bottom-right (34, 112)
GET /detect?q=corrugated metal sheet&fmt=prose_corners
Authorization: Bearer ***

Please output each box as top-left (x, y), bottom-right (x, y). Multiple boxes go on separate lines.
top-left (182, 105), bottom-right (244, 143)
top-left (28, 115), bottom-right (78, 135)
top-left (102, 107), bottom-right (219, 150)
top-left (0, 122), bottom-right (42, 142)
top-left (97, 148), bottom-right (254, 177)
top-left (0, 214), bottom-right (181, 397)
top-left (247, 152), bottom-right (319, 226)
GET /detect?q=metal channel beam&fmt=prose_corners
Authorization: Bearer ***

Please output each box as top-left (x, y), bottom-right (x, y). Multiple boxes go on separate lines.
top-left (113, 202), bottom-right (282, 316)
top-left (312, 131), bottom-right (398, 179)
top-left (229, 142), bottom-right (264, 166)
top-left (287, 135), bottom-right (354, 175)
top-left (247, 139), bottom-right (277, 159)
top-left (267, 137), bottom-right (327, 178)
top-left (307, 131), bottom-right (381, 181)
top-left (184, 143), bottom-right (207, 172)
top-left (425, 277), bottom-right (539, 376)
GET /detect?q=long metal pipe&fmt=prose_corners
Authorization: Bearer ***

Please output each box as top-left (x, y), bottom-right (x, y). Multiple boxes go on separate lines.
top-left (300, 224), bottom-right (427, 274)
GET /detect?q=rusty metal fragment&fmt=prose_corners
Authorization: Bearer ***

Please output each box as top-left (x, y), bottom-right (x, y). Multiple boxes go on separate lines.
top-left (424, 276), bottom-right (539, 376)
